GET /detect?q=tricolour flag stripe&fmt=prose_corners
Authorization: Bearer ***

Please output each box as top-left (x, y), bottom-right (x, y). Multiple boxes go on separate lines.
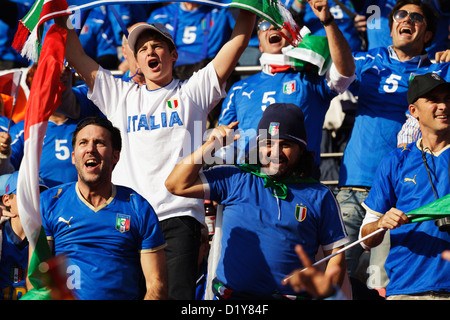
top-left (18, 23), bottom-right (67, 300)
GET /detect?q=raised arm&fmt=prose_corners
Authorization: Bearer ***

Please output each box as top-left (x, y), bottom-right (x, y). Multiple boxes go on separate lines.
top-left (307, 0), bottom-right (355, 77)
top-left (212, 10), bottom-right (256, 87)
top-left (165, 121), bottom-right (240, 198)
top-left (54, 16), bottom-right (99, 90)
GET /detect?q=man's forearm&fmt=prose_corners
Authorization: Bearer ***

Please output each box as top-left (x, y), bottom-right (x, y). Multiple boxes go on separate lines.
top-left (324, 21), bottom-right (355, 77)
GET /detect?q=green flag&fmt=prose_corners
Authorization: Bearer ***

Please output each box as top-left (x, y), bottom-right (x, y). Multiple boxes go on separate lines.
top-left (407, 194), bottom-right (450, 223)
top-left (283, 28), bottom-right (332, 76)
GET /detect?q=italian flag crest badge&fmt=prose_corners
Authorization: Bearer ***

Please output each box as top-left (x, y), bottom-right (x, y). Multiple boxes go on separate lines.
top-left (167, 98), bottom-right (179, 109)
top-left (295, 204), bottom-right (307, 222)
top-left (116, 214), bottom-right (131, 233)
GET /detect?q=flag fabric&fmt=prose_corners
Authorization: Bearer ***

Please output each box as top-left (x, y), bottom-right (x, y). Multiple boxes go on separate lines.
top-left (282, 27), bottom-right (332, 76)
top-left (13, 0), bottom-right (302, 61)
top-left (0, 71), bottom-right (22, 105)
top-left (407, 193), bottom-right (450, 223)
top-left (0, 71), bottom-right (23, 130)
top-left (18, 23), bottom-right (67, 300)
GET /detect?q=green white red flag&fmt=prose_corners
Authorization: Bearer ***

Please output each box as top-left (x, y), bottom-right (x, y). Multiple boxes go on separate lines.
top-left (12, 0), bottom-right (69, 62)
top-left (18, 23), bottom-right (67, 300)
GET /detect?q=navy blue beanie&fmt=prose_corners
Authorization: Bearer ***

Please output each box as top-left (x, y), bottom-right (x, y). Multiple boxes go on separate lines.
top-left (257, 103), bottom-right (307, 147)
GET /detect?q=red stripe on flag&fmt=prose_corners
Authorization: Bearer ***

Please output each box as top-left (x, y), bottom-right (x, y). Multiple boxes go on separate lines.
top-left (24, 23), bottom-right (67, 141)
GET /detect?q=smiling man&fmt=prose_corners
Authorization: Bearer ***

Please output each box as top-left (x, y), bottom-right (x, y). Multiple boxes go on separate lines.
top-left (335, 0), bottom-right (450, 280)
top-left (219, 0), bottom-right (355, 179)
top-left (165, 103), bottom-right (349, 300)
top-left (39, 117), bottom-right (167, 300)
top-left (359, 73), bottom-right (450, 300)
top-left (56, 9), bottom-right (256, 300)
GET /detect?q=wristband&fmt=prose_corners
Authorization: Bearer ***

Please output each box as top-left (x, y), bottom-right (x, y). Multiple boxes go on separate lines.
top-left (295, 0), bottom-right (306, 4)
top-left (320, 15), bottom-right (334, 26)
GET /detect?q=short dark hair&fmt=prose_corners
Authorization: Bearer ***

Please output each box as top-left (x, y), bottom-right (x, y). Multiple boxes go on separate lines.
top-left (72, 117), bottom-right (122, 152)
top-left (388, 0), bottom-right (437, 49)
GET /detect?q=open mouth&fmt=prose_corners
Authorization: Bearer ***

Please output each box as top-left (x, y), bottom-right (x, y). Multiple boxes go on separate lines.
top-left (85, 159), bottom-right (99, 169)
top-left (399, 26), bottom-right (412, 35)
top-left (436, 114), bottom-right (448, 120)
top-left (148, 60), bottom-right (159, 69)
top-left (268, 33), bottom-right (282, 44)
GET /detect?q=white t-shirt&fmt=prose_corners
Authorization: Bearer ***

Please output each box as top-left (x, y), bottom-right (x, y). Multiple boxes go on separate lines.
top-left (88, 62), bottom-right (226, 223)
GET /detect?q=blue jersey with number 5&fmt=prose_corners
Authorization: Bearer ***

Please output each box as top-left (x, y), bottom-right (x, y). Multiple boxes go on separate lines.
top-left (10, 119), bottom-right (78, 188)
top-left (339, 46), bottom-right (450, 187)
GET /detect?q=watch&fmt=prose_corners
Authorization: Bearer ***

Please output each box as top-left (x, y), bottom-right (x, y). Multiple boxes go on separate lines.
top-left (320, 15), bottom-right (334, 26)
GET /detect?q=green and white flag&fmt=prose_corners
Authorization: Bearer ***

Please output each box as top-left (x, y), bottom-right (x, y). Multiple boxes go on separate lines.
top-left (282, 27), bottom-right (332, 76)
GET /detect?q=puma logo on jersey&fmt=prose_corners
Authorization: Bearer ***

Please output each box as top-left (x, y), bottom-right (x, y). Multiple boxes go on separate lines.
top-left (401, 145), bottom-right (411, 152)
top-left (58, 216), bottom-right (73, 227)
top-left (53, 189), bottom-right (62, 199)
top-left (242, 91), bottom-right (254, 99)
top-left (404, 175), bottom-right (417, 184)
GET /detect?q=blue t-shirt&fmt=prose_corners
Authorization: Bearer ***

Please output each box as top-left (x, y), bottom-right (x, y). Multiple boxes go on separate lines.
top-left (78, 7), bottom-right (118, 61)
top-left (219, 70), bottom-right (335, 169)
top-left (10, 119), bottom-right (78, 188)
top-left (40, 183), bottom-right (166, 300)
top-left (363, 142), bottom-right (450, 296)
top-left (339, 47), bottom-right (450, 187)
top-left (148, 3), bottom-right (235, 66)
top-left (0, 220), bottom-right (28, 300)
top-left (363, 0), bottom-right (450, 58)
top-left (203, 165), bottom-right (348, 297)
top-left (303, 0), bottom-right (364, 52)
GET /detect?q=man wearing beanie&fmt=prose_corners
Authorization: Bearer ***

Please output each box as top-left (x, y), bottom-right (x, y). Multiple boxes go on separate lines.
top-left (166, 103), bottom-right (349, 299)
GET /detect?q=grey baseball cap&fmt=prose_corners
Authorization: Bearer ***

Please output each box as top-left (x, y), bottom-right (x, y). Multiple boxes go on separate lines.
top-left (127, 23), bottom-right (175, 55)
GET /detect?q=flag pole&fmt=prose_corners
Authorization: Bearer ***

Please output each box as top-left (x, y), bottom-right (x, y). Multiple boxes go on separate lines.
top-left (7, 71), bottom-right (22, 134)
top-left (283, 227), bottom-right (386, 281)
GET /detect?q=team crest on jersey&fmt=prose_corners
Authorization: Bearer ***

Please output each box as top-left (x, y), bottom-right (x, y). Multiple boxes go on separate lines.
top-left (295, 204), bottom-right (307, 222)
top-left (268, 122), bottom-right (279, 136)
top-left (166, 98), bottom-right (180, 109)
top-left (10, 265), bottom-right (24, 283)
top-left (116, 214), bottom-right (131, 233)
top-left (283, 80), bottom-right (296, 95)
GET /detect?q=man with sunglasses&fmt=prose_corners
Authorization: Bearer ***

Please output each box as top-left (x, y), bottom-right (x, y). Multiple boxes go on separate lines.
top-left (336, 0), bottom-right (450, 286)
top-left (219, 0), bottom-right (356, 179)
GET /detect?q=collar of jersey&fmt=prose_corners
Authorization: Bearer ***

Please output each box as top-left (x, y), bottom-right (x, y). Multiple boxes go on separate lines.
top-left (236, 163), bottom-right (317, 199)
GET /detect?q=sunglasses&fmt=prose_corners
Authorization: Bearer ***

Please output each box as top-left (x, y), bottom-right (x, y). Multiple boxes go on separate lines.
top-left (393, 10), bottom-right (425, 24)
top-left (258, 20), bottom-right (272, 32)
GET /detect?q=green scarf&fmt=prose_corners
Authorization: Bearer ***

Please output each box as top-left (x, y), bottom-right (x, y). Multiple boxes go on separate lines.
top-left (237, 163), bottom-right (318, 200)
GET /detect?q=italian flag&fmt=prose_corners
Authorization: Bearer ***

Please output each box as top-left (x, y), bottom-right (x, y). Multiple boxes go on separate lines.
top-left (18, 23), bottom-right (68, 300)
top-left (12, 0), bottom-right (69, 62)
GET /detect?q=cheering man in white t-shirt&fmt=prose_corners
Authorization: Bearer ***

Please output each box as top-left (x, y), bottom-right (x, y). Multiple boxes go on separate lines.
top-left (55, 8), bottom-right (256, 300)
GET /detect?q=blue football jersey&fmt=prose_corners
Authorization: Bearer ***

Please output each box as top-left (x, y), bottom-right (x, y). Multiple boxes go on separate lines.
top-left (363, 142), bottom-right (450, 296)
top-left (339, 47), bottom-right (450, 187)
top-left (10, 119), bottom-right (78, 188)
top-left (203, 165), bottom-right (348, 297)
top-left (0, 220), bottom-right (28, 300)
top-left (40, 183), bottom-right (166, 300)
top-left (303, 0), bottom-right (364, 52)
top-left (78, 7), bottom-right (118, 60)
top-left (219, 70), bottom-right (335, 169)
top-left (148, 3), bottom-right (235, 66)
